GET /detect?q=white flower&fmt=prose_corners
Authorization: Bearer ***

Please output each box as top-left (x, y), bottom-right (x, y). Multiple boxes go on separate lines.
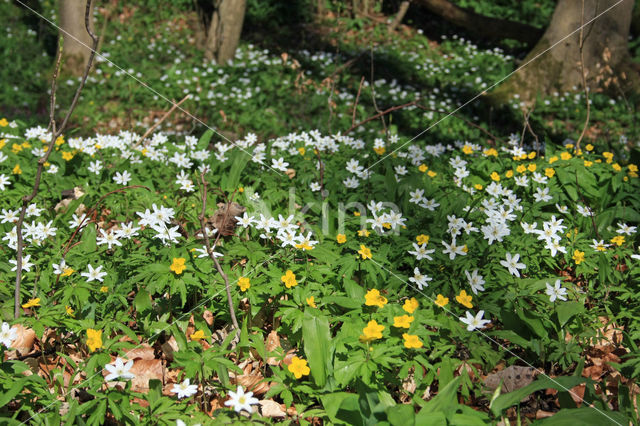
top-left (224, 385), bottom-right (259, 413)
top-left (441, 238), bottom-right (467, 260)
top-left (81, 264), bottom-right (108, 282)
top-left (0, 322), bottom-right (17, 348)
top-left (113, 170), bottom-right (131, 185)
top-left (465, 269), bottom-right (485, 294)
top-left (545, 279), bottom-right (568, 302)
top-left (171, 378), bottom-right (199, 399)
top-left (408, 267), bottom-right (431, 290)
top-left (500, 252), bottom-right (526, 277)
top-left (25, 203), bottom-right (43, 217)
top-left (0, 174), bottom-right (10, 191)
top-left (617, 222), bottom-right (637, 235)
top-left (271, 157), bottom-right (289, 172)
top-left (235, 212), bottom-right (255, 228)
top-left (533, 187), bottom-right (553, 203)
top-left (104, 357), bottom-right (135, 381)
top-left (0, 208), bottom-right (19, 224)
top-left (116, 222), bottom-right (140, 239)
top-left (96, 229), bottom-right (122, 250)
top-left (10, 254), bottom-right (34, 272)
top-left (310, 182), bottom-right (321, 192)
top-left (408, 242), bottom-right (435, 261)
top-left (68, 213), bottom-right (87, 229)
top-left (459, 310), bottom-right (491, 331)
top-left (88, 160), bottom-right (103, 175)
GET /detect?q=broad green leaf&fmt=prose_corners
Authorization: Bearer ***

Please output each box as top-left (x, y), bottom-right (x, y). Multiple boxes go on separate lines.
top-left (555, 301), bottom-right (584, 327)
top-left (302, 309), bottom-right (332, 387)
top-left (533, 407), bottom-right (628, 425)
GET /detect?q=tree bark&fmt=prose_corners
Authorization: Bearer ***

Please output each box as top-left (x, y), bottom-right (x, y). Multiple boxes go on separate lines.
top-left (411, 0), bottom-right (543, 46)
top-left (489, 0), bottom-right (640, 106)
top-left (204, 0), bottom-right (246, 65)
top-left (59, 0), bottom-right (94, 75)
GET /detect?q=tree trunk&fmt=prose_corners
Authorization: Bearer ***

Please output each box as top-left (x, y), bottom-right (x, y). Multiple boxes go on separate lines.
top-left (489, 0), bottom-right (640, 106)
top-left (204, 0), bottom-right (246, 65)
top-left (59, 0), bottom-right (94, 75)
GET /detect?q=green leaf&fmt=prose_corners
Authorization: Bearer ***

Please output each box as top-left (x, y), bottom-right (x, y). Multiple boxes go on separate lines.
top-left (421, 376), bottom-right (460, 417)
top-left (197, 129), bottom-right (214, 151)
top-left (302, 309), bottom-right (332, 387)
top-left (134, 289), bottom-right (152, 314)
top-left (555, 301), bottom-right (584, 327)
top-left (386, 404), bottom-right (415, 426)
top-left (533, 407), bottom-right (628, 425)
top-left (491, 376), bottom-right (589, 416)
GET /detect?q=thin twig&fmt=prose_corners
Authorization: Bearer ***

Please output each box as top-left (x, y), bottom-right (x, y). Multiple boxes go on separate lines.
top-left (352, 76), bottom-right (365, 128)
top-left (575, 0), bottom-right (591, 152)
top-left (346, 100), bottom-right (418, 133)
top-left (198, 173), bottom-right (240, 332)
top-left (14, 0), bottom-right (98, 319)
top-left (138, 94), bottom-right (191, 147)
top-left (369, 46), bottom-right (387, 136)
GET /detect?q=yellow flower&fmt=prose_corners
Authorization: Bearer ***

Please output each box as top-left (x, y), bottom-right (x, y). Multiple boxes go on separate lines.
top-left (427, 170), bottom-right (436, 177)
top-left (298, 147), bottom-right (306, 156)
top-left (354, 211), bottom-right (361, 217)
top-left (545, 168), bottom-right (555, 178)
top-left (462, 144), bottom-right (473, 154)
top-left (566, 144), bottom-right (574, 149)
top-left (393, 315), bottom-right (414, 328)
top-left (490, 171), bottom-right (500, 181)
top-left (402, 333), bottom-right (423, 349)
top-left (584, 160), bottom-right (593, 167)
top-left (585, 144), bottom-right (594, 151)
top-left (611, 235), bottom-right (625, 246)
top-left (61, 151), bottom-right (74, 161)
top-left (374, 146), bottom-right (386, 155)
top-left (55, 136), bottom-right (65, 146)
top-left (528, 151), bottom-right (536, 159)
top-left (364, 289), bottom-right (387, 308)
top-left (288, 356), bottom-right (310, 378)
top-left (474, 183), bottom-right (483, 190)
top-left (0, 139), bottom-right (5, 149)
top-left (484, 148), bottom-right (498, 157)
top-left (12, 143), bottom-right (22, 153)
top-left (358, 244), bottom-right (372, 260)
top-left (603, 151), bottom-right (614, 163)
top-left (190, 329), bottom-right (205, 341)
top-left (418, 164), bottom-right (428, 172)
top-left (336, 234), bottom-right (347, 244)
top-left (238, 186), bottom-right (244, 193)
top-left (549, 155), bottom-right (559, 164)
top-left (612, 163), bottom-right (622, 172)
top-left (66, 306), bottom-right (75, 317)
top-left (12, 164), bottom-right (22, 175)
top-left (86, 329), bottom-right (103, 352)
top-left (516, 165), bottom-right (526, 174)
top-left (527, 163), bottom-right (537, 172)
top-left (281, 270), bottom-right (298, 288)
top-left (416, 234), bottom-right (430, 245)
top-left (360, 320), bottom-right (384, 342)
top-left (357, 229), bottom-right (371, 237)
top-left (560, 152), bottom-right (572, 161)
top-left (382, 222), bottom-right (391, 229)
top-left (306, 296), bottom-right (317, 308)
top-left (505, 170), bottom-right (514, 178)
top-left (434, 294), bottom-right (449, 307)
top-left (61, 266), bottom-right (74, 277)
top-left (629, 164), bottom-right (638, 173)
top-left (238, 277), bottom-right (251, 292)
top-left (403, 297), bottom-right (419, 314)
top-left (100, 286), bottom-right (109, 293)
top-left (0, 118), bottom-right (8, 127)
top-left (22, 298), bottom-right (40, 309)
top-left (170, 257), bottom-right (186, 275)
top-left (572, 249), bottom-right (585, 265)
top-left (455, 290), bottom-right (473, 309)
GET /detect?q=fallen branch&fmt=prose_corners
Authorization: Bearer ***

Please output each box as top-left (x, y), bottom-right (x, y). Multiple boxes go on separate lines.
top-left (388, 1), bottom-right (410, 33)
top-left (14, 0), bottom-right (98, 319)
top-left (411, 0), bottom-right (543, 46)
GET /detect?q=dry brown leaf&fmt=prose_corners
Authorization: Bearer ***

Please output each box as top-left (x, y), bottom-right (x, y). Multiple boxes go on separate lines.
top-left (211, 202), bottom-right (246, 236)
top-left (129, 359), bottom-right (163, 393)
top-left (285, 168), bottom-right (296, 179)
top-left (161, 336), bottom-right (179, 361)
top-left (203, 310), bottom-right (214, 326)
top-left (10, 324), bottom-right (36, 357)
top-left (265, 331), bottom-right (281, 366)
top-left (484, 365), bottom-right (538, 394)
top-left (126, 344), bottom-right (155, 361)
top-left (259, 399), bottom-right (286, 418)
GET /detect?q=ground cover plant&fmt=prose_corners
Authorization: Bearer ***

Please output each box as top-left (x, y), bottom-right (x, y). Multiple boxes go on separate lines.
top-left (1, 0), bottom-right (640, 424)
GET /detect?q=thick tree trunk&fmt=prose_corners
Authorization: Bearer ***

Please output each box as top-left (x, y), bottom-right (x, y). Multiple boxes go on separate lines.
top-left (489, 0), bottom-right (640, 106)
top-left (59, 0), bottom-right (94, 75)
top-left (204, 0), bottom-right (246, 65)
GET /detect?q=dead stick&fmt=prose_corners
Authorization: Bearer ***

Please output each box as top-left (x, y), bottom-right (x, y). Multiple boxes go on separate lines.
top-left (198, 173), bottom-right (240, 331)
top-left (352, 76), bottom-right (365, 128)
top-left (139, 94), bottom-right (191, 145)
